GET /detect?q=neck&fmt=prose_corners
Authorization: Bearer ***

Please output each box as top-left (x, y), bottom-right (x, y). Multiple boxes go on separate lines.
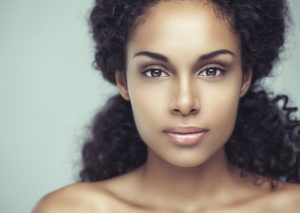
top-left (136, 147), bottom-right (241, 209)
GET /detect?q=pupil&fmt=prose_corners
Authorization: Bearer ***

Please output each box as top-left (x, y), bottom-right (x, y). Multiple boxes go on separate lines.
top-left (207, 68), bottom-right (216, 75)
top-left (152, 69), bottom-right (161, 77)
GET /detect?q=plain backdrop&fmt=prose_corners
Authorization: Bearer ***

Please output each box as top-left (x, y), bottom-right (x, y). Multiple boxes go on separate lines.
top-left (0, 0), bottom-right (299, 212)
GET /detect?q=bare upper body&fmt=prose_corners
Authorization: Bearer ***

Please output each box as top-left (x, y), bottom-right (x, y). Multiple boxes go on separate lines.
top-left (32, 165), bottom-right (300, 213)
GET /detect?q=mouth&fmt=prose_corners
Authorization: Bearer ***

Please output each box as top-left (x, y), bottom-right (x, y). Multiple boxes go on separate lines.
top-left (163, 126), bottom-right (209, 146)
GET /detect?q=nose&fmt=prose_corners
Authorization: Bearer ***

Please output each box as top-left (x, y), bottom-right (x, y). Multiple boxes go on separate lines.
top-left (169, 78), bottom-right (200, 116)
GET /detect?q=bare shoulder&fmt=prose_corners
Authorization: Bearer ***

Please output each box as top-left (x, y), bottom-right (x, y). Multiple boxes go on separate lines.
top-left (220, 181), bottom-right (300, 213)
top-left (278, 182), bottom-right (300, 203)
top-left (263, 182), bottom-right (300, 212)
top-left (31, 182), bottom-right (114, 213)
top-left (31, 170), bottom-right (143, 213)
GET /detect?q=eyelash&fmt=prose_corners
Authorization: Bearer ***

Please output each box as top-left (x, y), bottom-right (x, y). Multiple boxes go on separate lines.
top-left (142, 68), bottom-right (169, 78)
top-left (141, 65), bottom-right (225, 78)
top-left (198, 66), bottom-right (225, 77)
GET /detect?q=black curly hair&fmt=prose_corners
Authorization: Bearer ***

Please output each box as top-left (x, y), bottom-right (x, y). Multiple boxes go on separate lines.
top-left (80, 0), bottom-right (300, 188)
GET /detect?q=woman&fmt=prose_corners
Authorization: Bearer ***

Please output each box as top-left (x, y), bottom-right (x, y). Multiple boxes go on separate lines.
top-left (33, 0), bottom-right (300, 212)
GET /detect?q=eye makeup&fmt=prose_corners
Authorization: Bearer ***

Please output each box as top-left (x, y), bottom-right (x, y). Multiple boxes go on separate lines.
top-left (132, 50), bottom-right (236, 82)
top-left (142, 67), bottom-right (169, 78)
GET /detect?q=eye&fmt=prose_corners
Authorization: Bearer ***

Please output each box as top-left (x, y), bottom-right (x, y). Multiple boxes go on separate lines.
top-left (142, 68), bottom-right (169, 78)
top-left (198, 67), bottom-right (225, 77)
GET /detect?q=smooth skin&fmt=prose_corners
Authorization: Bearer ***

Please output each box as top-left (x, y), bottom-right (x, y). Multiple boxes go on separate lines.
top-left (33, 1), bottom-right (300, 212)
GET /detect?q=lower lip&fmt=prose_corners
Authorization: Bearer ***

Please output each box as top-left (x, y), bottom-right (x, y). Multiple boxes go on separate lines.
top-left (165, 132), bottom-right (207, 146)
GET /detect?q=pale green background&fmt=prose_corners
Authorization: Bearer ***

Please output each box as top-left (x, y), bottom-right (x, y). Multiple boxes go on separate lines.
top-left (0, 0), bottom-right (299, 212)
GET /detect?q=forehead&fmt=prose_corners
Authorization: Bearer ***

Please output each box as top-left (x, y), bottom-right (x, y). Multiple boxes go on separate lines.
top-left (127, 1), bottom-right (240, 58)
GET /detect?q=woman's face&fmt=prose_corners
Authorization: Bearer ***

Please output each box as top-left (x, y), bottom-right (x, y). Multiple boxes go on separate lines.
top-left (116, 1), bottom-right (252, 167)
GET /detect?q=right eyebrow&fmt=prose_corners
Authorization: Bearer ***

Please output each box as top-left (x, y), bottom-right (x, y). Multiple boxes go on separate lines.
top-left (134, 51), bottom-right (169, 62)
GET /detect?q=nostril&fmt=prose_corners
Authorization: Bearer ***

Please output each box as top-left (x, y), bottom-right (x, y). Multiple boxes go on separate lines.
top-left (172, 109), bottom-right (181, 113)
top-left (190, 109), bottom-right (198, 114)
top-left (172, 108), bottom-right (198, 116)
top-left (169, 94), bottom-right (200, 116)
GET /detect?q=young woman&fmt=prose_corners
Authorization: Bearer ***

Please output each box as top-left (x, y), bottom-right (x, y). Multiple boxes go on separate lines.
top-left (33, 0), bottom-right (300, 212)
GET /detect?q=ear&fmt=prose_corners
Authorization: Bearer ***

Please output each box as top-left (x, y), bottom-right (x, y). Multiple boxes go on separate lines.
top-left (240, 70), bottom-right (252, 98)
top-left (115, 71), bottom-right (130, 101)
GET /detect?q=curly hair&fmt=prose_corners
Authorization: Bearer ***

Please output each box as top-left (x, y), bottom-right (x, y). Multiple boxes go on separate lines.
top-left (80, 0), bottom-right (300, 187)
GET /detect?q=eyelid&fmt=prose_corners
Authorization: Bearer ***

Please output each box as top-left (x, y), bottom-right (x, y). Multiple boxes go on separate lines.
top-left (141, 63), bottom-right (168, 71)
top-left (199, 63), bottom-right (225, 70)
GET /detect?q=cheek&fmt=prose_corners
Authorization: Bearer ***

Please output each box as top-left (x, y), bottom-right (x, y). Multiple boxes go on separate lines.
top-left (201, 82), bottom-right (241, 140)
top-left (128, 82), bottom-right (168, 140)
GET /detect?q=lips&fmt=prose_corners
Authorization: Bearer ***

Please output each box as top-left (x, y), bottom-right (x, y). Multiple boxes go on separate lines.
top-left (163, 126), bottom-right (208, 146)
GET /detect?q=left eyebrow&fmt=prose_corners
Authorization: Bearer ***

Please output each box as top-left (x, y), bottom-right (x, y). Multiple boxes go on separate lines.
top-left (199, 49), bottom-right (235, 61)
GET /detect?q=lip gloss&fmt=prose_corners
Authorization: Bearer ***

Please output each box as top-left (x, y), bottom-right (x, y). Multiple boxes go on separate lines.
top-left (165, 131), bottom-right (207, 146)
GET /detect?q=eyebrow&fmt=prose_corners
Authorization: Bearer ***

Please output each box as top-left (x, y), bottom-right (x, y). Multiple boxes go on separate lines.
top-left (134, 51), bottom-right (169, 62)
top-left (199, 49), bottom-right (234, 60)
top-left (133, 49), bottom-right (235, 62)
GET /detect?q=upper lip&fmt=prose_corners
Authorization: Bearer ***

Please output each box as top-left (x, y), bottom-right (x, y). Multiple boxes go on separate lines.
top-left (163, 126), bottom-right (208, 134)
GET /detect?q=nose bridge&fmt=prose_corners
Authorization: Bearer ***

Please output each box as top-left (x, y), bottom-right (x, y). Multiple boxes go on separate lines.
top-left (177, 74), bottom-right (193, 103)
top-left (171, 73), bottom-right (199, 115)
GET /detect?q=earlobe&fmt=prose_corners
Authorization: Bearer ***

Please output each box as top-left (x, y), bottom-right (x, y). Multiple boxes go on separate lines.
top-left (115, 72), bottom-right (130, 101)
top-left (240, 71), bottom-right (253, 98)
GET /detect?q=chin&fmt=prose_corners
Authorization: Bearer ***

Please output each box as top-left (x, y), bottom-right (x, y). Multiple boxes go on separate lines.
top-left (165, 155), bottom-right (211, 168)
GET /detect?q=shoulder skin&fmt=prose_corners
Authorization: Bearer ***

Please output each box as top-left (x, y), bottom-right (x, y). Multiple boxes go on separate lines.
top-left (32, 181), bottom-right (300, 213)
top-left (31, 182), bottom-right (111, 213)
top-left (272, 183), bottom-right (300, 212)
top-left (240, 182), bottom-right (300, 213)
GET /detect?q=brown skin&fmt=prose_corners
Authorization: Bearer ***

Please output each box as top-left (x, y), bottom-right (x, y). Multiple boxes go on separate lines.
top-left (32, 1), bottom-right (300, 213)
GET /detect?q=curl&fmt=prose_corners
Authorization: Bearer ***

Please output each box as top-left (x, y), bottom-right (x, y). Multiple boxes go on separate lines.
top-left (226, 88), bottom-right (300, 186)
top-left (80, 95), bottom-right (147, 182)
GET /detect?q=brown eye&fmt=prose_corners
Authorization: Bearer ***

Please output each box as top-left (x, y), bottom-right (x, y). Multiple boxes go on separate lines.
top-left (198, 67), bottom-right (225, 77)
top-left (143, 68), bottom-right (168, 78)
